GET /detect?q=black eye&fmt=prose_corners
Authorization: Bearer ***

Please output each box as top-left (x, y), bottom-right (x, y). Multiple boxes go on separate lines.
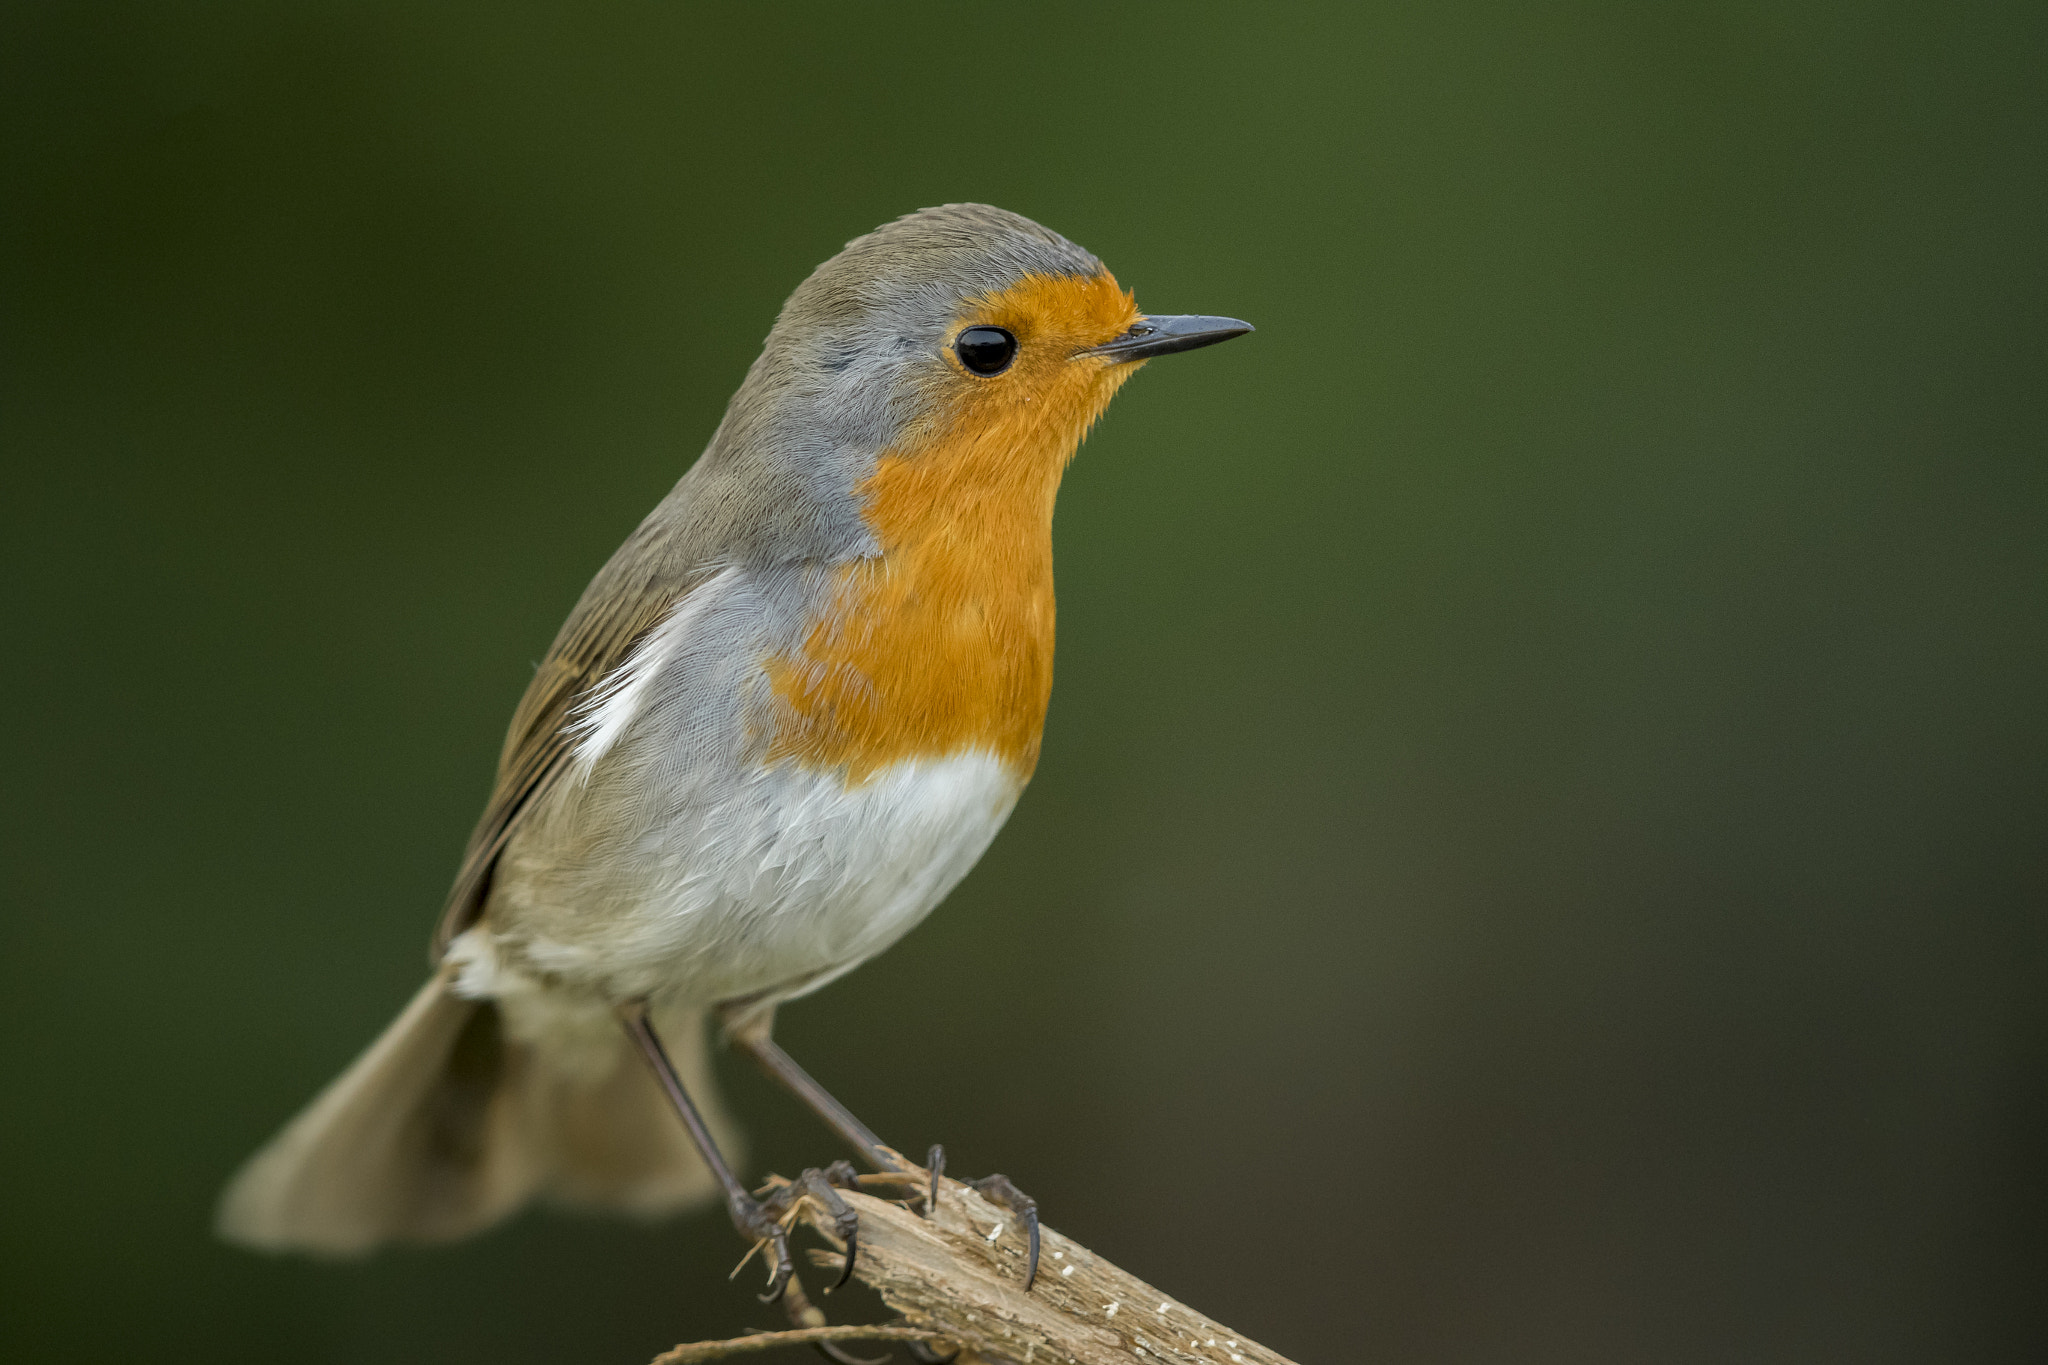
top-left (954, 326), bottom-right (1017, 376)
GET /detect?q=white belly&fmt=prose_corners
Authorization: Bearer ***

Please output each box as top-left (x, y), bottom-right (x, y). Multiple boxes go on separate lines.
top-left (449, 750), bottom-right (1023, 1047)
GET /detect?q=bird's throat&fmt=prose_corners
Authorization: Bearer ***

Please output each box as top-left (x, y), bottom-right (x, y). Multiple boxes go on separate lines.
top-left (763, 393), bottom-right (1132, 783)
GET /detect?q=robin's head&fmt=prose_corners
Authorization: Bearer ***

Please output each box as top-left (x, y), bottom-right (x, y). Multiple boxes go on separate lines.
top-left (728, 207), bottom-right (1248, 779)
top-left (709, 205), bottom-right (1249, 555)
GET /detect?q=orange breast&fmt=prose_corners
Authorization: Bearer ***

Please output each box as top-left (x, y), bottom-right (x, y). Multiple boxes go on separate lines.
top-left (764, 271), bottom-right (1141, 785)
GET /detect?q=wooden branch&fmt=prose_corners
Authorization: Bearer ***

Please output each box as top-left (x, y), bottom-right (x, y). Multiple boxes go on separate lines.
top-left (652, 1177), bottom-right (1298, 1365)
top-left (650, 1325), bottom-right (944, 1364)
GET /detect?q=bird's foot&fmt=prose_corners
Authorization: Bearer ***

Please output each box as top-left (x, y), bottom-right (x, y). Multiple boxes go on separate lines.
top-left (919, 1144), bottom-right (1041, 1291)
top-left (750, 1161), bottom-right (863, 1296)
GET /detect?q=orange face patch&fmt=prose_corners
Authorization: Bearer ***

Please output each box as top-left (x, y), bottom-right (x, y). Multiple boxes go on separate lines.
top-left (764, 272), bottom-right (1143, 784)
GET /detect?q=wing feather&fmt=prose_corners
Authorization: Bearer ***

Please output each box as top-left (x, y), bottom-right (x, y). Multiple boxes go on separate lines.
top-left (429, 550), bottom-right (716, 958)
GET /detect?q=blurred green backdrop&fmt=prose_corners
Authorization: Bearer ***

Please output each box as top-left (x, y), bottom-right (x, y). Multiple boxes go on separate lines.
top-left (4, 4), bottom-right (2044, 1362)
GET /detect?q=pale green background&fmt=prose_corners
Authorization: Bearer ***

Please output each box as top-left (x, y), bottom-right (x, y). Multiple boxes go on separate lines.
top-left (5, 4), bottom-right (2043, 1362)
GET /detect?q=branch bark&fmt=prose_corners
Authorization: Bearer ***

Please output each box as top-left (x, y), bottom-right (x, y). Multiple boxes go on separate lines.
top-left (652, 1177), bottom-right (1298, 1365)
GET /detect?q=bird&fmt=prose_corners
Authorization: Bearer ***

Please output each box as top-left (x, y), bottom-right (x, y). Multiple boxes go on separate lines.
top-left (216, 203), bottom-right (1252, 1300)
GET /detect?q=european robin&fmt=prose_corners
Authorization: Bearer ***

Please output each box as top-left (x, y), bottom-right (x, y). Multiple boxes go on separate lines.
top-left (217, 204), bottom-right (1252, 1296)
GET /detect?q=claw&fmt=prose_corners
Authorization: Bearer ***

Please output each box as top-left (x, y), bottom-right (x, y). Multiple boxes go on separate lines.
top-left (1020, 1206), bottom-right (1041, 1291)
top-left (967, 1174), bottom-right (1041, 1291)
top-left (905, 1340), bottom-right (959, 1365)
top-left (829, 1222), bottom-right (859, 1292)
top-left (924, 1144), bottom-right (945, 1218)
top-left (822, 1163), bottom-right (862, 1290)
top-left (756, 1224), bottom-right (794, 1303)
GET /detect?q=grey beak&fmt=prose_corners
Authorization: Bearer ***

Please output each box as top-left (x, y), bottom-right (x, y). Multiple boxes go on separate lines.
top-left (1083, 314), bottom-right (1255, 362)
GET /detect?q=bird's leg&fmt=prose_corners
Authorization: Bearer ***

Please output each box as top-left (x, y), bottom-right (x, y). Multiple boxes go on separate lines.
top-left (725, 1019), bottom-right (912, 1174)
top-left (621, 1004), bottom-right (797, 1303)
top-left (723, 1009), bottom-right (1041, 1291)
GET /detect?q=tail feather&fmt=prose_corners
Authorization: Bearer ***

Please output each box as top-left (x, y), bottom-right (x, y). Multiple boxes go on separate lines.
top-left (216, 971), bottom-right (731, 1256)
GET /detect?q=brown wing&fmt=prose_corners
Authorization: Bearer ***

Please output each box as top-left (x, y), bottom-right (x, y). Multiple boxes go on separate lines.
top-left (429, 551), bottom-right (710, 959)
